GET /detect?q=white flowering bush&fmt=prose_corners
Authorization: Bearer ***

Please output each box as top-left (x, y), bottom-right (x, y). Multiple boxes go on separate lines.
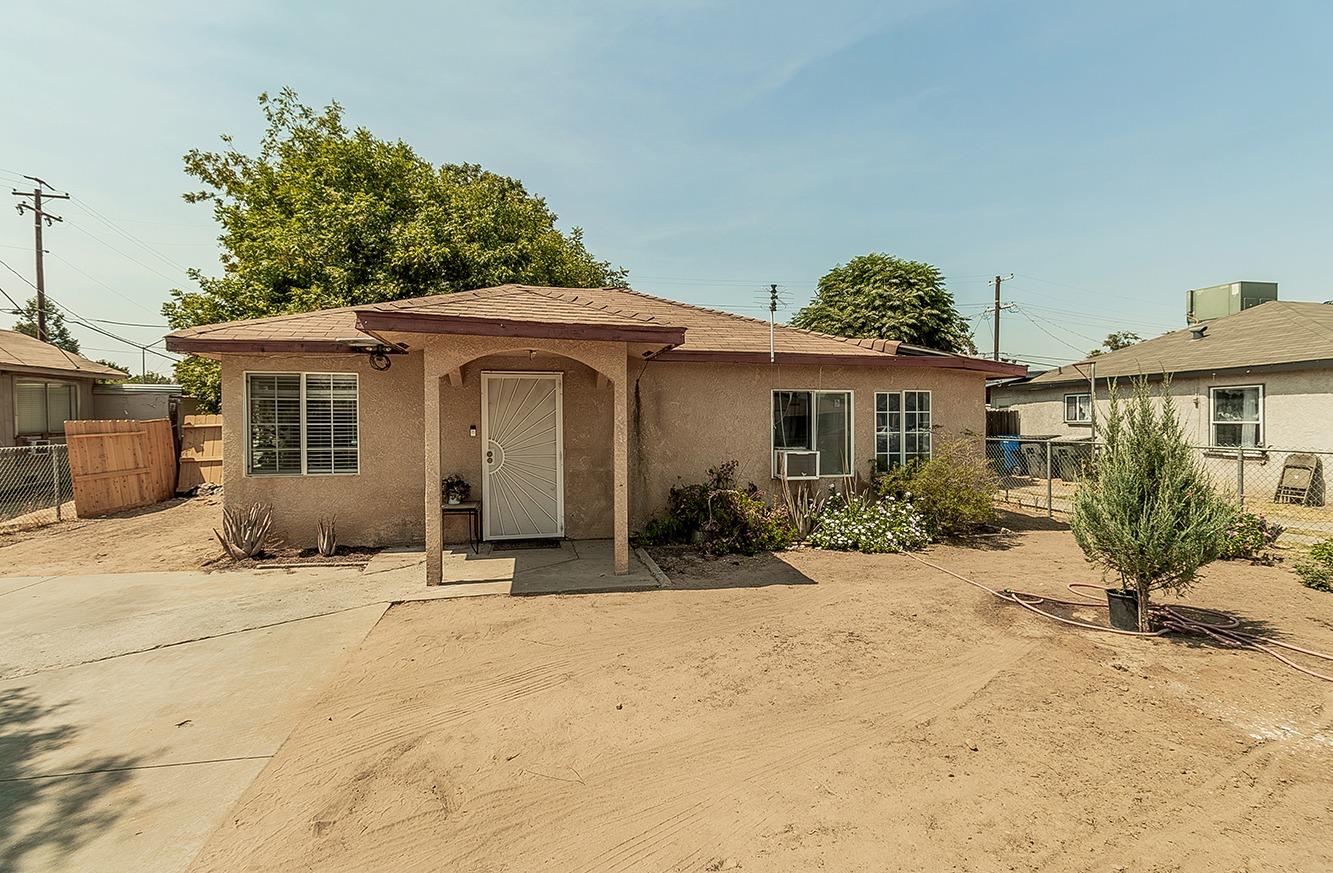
top-left (806, 492), bottom-right (929, 553)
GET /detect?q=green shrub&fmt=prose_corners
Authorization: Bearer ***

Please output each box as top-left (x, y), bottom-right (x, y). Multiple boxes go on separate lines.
top-left (806, 492), bottom-right (928, 553)
top-left (637, 460), bottom-right (796, 556)
top-left (1294, 539), bottom-right (1333, 593)
top-left (700, 490), bottom-right (796, 556)
top-left (873, 433), bottom-right (997, 537)
top-left (1218, 512), bottom-right (1284, 561)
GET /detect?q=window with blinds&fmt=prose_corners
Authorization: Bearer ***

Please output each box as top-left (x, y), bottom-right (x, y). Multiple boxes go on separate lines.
top-left (246, 373), bottom-right (360, 475)
top-left (304, 374), bottom-right (359, 474)
top-left (16, 381), bottom-right (77, 436)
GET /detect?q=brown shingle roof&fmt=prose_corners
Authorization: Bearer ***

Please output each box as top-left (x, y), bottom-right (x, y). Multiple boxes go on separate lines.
top-left (1025, 301), bottom-right (1333, 386)
top-left (0, 329), bottom-right (126, 379)
top-left (166, 284), bottom-right (1024, 375)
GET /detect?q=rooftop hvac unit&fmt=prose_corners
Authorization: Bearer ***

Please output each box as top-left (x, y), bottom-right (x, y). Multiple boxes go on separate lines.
top-left (776, 449), bottom-right (820, 480)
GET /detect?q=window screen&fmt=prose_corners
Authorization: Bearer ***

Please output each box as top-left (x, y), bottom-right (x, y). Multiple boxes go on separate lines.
top-left (1211, 386), bottom-right (1262, 448)
top-left (304, 374), bottom-right (359, 474)
top-left (247, 374), bottom-right (302, 474)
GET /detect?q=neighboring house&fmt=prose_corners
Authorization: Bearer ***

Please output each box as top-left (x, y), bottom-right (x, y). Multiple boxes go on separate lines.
top-left (166, 284), bottom-right (1023, 581)
top-left (92, 382), bottom-right (199, 431)
top-left (989, 300), bottom-right (1333, 449)
top-left (0, 329), bottom-right (126, 446)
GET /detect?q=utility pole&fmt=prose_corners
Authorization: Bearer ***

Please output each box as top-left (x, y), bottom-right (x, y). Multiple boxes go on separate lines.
top-left (11, 177), bottom-right (69, 344)
top-left (989, 274), bottom-right (1013, 361)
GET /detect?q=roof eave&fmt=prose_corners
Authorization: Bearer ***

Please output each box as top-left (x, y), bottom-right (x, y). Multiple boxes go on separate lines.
top-left (354, 310), bottom-right (688, 346)
top-left (164, 337), bottom-right (368, 355)
top-left (653, 349), bottom-right (1026, 375)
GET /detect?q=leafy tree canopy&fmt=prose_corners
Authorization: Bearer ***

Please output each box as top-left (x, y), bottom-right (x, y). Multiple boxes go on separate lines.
top-left (1088, 331), bottom-right (1141, 357)
top-left (11, 297), bottom-right (81, 354)
top-left (789, 254), bottom-right (975, 354)
top-left (164, 88), bottom-right (626, 409)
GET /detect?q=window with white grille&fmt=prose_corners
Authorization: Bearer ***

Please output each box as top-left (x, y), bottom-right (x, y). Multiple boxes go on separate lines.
top-left (246, 373), bottom-right (359, 475)
top-left (875, 390), bottom-right (932, 469)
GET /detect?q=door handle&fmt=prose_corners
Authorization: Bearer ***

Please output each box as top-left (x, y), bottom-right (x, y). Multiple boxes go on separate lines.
top-left (486, 450), bottom-right (494, 463)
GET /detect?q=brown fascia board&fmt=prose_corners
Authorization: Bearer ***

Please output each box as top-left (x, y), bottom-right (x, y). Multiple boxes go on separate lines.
top-left (354, 310), bottom-right (688, 345)
top-left (653, 349), bottom-right (1027, 375)
top-left (1, 363), bottom-right (121, 381)
top-left (164, 337), bottom-right (366, 355)
top-left (1019, 357), bottom-right (1333, 389)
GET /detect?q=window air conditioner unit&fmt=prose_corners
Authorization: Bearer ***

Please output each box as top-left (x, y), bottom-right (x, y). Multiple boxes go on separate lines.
top-left (776, 450), bottom-right (820, 480)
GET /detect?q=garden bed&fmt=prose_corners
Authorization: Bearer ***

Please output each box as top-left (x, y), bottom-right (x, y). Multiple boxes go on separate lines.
top-left (207, 545), bottom-right (382, 570)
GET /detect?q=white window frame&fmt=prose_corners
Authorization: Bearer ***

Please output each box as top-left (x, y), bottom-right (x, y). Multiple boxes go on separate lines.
top-left (770, 388), bottom-right (855, 478)
top-left (244, 371), bottom-right (361, 477)
top-left (14, 379), bottom-right (79, 436)
top-left (1063, 392), bottom-right (1092, 424)
top-left (875, 390), bottom-right (933, 470)
top-left (1209, 384), bottom-right (1264, 448)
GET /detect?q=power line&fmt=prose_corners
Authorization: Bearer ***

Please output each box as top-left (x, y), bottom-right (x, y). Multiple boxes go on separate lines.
top-left (1012, 304), bottom-right (1095, 355)
top-left (45, 251), bottom-right (164, 317)
top-left (63, 219), bottom-right (183, 281)
top-left (69, 196), bottom-right (191, 272)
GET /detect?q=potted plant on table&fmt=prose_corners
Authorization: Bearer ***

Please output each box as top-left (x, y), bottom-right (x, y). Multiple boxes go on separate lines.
top-left (443, 475), bottom-right (471, 505)
top-left (1070, 379), bottom-right (1236, 631)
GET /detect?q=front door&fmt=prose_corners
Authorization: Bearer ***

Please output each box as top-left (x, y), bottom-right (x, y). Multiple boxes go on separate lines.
top-left (481, 372), bottom-right (564, 539)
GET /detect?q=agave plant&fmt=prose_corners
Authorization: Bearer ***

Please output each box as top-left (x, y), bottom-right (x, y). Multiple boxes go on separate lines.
top-left (316, 516), bottom-right (338, 557)
top-left (780, 478), bottom-right (834, 540)
top-left (214, 503), bottom-right (274, 560)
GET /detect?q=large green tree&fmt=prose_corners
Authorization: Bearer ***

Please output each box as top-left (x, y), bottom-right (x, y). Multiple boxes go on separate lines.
top-left (790, 254), bottom-right (976, 354)
top-left (165, 88), bottom-right (625, 409)
top-left (12, 297), bottom-right (81, 354)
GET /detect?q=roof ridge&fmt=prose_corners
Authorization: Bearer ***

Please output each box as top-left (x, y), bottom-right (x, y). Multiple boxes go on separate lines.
top-left (525, 287), bottom-right (668, 325)
top-left (607, 286), bottom-right (903, 356)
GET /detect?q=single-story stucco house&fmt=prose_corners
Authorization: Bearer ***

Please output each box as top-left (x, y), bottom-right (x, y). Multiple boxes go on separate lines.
top-left (165, 284), bottom-right (1023, 581)
top-left (989, 300), bottom-right (1333, 449)
top-left (0, 329), bottom-right (126, 447)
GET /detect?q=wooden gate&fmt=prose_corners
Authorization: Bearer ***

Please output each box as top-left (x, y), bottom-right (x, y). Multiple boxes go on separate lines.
top-left (178, 414), bottom-right (223, 490)
top-left (64, 419), bottom-right (177, 517)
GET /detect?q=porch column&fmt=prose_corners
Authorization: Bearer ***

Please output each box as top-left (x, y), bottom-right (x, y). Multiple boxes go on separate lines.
top-left (612, 353), bottom-right (629, 575)
top-left (425, 367), bottom-right (443, 585)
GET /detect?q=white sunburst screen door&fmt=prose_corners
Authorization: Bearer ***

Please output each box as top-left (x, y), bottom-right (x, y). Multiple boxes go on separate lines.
top-left (481, 372), bottom-right (565, 539)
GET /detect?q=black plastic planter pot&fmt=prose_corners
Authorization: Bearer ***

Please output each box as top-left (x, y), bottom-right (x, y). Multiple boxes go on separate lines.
top-left (1106, 589), bottom-right (1140, 631)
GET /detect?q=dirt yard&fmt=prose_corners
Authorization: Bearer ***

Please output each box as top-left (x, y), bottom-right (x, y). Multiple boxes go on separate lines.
top-left (186, 511), bottom-right (1333, 873)
top-left (0, 495), bottom-right (223, 574)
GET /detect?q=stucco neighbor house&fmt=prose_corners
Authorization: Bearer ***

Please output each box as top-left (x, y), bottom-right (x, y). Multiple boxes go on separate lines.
top-left (988, 300), bottom-right (1333, 449)
top-left (0, 329), bottom-right (126, 447)
top-left (165, 284), bottom-right (1023, 582)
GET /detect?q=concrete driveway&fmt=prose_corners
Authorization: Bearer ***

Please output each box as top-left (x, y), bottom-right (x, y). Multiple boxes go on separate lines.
top-left (0, 553), bottom-right (438, 873)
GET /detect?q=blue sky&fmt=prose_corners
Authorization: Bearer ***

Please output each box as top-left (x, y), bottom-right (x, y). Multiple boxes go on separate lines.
top-left (2, 1), bottom-right (1331, 373)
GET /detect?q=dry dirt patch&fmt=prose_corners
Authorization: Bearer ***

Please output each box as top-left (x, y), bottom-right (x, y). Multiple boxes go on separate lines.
top-left (0, 496), bottom-right (223, 574)
top-left (188, 516), bottom-right (1333, 873)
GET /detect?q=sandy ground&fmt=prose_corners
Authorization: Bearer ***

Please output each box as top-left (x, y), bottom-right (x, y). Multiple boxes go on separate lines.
top-left (0, 496), bottom-right (223, 575)
top-left (187, 510), bottom-right (1333, 873)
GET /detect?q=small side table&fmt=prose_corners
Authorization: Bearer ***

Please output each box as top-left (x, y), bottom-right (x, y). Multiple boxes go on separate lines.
top-left (442, 500), bottom-right (482, 554)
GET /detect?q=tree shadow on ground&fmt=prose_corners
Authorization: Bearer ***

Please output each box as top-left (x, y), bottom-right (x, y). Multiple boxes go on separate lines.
top-left (647, 548), bottom-right (817, 590)
top-left (0, 687), bottom-right (142, 870)
top-left (934, 510), bottom-right (1072, 552)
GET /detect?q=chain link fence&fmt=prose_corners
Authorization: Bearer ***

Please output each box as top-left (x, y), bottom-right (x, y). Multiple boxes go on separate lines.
top-left (0, 444), bottom-right (72, 532)
top-left (985, 437), bottom-right (1333, 543)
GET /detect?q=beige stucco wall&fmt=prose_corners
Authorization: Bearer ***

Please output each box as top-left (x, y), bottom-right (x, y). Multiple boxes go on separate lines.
top-left (217, 342), bottom-right (989, 560)
top-left (991, 368), bottom-right (1333, 450)
top-left (629, 360), bottom-right (988, 525)
top-left (219, 351), bottom-right (425, 547)
top-left (438, 352), bottom-right (614, 543)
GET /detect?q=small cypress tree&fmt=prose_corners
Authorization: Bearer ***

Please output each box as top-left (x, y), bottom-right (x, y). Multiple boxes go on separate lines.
top-left (1070, 379), bottom-right (1236, 631)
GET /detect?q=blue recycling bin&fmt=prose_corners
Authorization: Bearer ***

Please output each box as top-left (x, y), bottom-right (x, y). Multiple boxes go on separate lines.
top-left (1001, 438), bottom-right (1021, 474)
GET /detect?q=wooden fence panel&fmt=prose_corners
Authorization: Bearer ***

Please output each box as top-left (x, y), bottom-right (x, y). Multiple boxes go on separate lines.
top-left (178, 414), bottom-right (223, 491)
top-left (64, 419), bottom-right (177, 517)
